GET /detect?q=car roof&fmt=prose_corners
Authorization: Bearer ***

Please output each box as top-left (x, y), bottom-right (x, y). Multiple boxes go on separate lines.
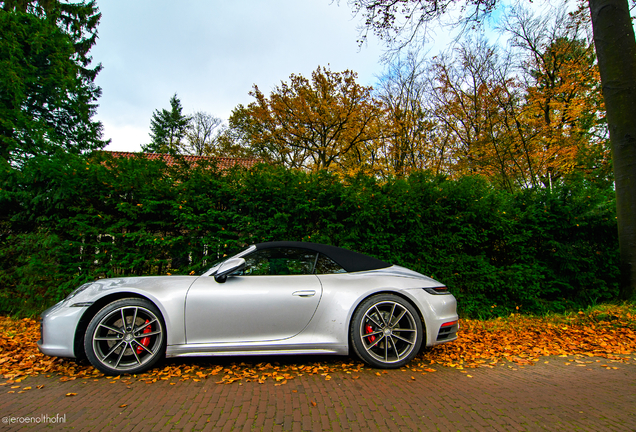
top-left (253, 241), bottom-right (391, 273)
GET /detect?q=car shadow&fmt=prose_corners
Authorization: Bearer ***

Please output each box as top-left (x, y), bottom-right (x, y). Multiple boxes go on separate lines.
top-left (159, 353), bottom-right (362, 369)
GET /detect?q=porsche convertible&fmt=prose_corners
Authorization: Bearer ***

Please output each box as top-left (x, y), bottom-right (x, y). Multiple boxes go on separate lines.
top-left (38, 241), bottom-right (458, 375)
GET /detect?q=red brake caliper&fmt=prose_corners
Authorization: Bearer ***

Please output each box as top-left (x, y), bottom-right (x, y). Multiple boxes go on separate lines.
top-left (365, 324), bottom-right (376, 343)
top-left (136, 319), bottom-right (151, 354)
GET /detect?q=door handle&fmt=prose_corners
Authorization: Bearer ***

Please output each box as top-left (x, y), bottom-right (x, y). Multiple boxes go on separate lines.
top-left (292, 290), bottom-right (316, 297)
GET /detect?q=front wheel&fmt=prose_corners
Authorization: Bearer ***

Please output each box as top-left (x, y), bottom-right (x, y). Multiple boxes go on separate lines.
top-left (84, 298), bottom-right (166, 375)
top-left (350, 294), bottom-right (423, 368)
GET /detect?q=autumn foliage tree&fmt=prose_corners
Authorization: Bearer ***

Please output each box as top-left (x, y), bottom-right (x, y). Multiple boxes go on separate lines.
top-left (184, 111), bottom-right (224, 156)
top-left (343, 0), bottom-right (636, 300)
top-left (427, 39), bottom-right (528, 190)
top-left (375, 52), bottom-right (441, 178)
top-left (413, 6), bottom-right (608, 191)
top-left (229, 66), bottom-right (382, 173)
top-left (500, 5), bottom-right (609, 186)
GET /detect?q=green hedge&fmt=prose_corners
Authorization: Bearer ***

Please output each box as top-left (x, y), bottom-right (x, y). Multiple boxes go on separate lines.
top-left (0, 152), bottom-right (620, 316)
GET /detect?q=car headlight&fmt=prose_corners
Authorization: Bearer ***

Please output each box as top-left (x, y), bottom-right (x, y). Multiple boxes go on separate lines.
top-left (65, 283), bottom-right (92, 301)
top-left (423, 286), bottom-right (451, 295)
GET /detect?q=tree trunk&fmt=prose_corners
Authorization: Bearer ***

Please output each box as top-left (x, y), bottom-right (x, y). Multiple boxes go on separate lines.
top-left (588, 0), bottom-right (636, 300)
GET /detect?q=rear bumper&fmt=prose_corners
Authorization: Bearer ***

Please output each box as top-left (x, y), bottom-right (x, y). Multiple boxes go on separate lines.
top-left (405, 288), bottom-right (459, 347)
top-left (436, 321), bottom-right (459, 342)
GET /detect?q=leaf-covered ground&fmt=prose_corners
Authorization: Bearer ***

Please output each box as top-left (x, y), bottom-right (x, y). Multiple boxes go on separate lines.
top-left (1, 305), bottom-right (634, 388)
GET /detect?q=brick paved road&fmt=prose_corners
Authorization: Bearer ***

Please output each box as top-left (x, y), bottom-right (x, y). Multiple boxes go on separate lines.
top-left (0, 355), bottom-right (634, 431)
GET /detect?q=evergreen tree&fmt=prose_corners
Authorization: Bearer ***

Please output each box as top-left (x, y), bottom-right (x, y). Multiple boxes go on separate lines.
top-left (0, 0), bottom-right (106, 167)
top-left (144, 93), bottom-right (191, 154)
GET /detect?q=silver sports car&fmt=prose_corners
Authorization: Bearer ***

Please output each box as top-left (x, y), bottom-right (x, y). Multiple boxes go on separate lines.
top-left (38, 241), bottom-right (458, 375)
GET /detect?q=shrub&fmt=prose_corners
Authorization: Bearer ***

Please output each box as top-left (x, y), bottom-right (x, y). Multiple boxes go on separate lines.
top-left (0, 153), bottom-right (620, 316)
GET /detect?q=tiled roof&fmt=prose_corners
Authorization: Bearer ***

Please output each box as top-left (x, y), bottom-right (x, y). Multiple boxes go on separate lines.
top-left (101, 151), bottom-right (260, 170)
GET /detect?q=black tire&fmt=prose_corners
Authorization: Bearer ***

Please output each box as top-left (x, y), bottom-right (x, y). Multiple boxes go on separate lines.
top-left (84, 298), bottom-right (166, 375)
top-left (350, 294), bottom-right (423, 368)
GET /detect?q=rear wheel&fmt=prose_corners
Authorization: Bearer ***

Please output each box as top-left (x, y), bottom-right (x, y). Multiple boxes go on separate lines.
top-left (350, 294), bottom-right (423, 368)
top-left (84, 298), bottom-right (165, 375)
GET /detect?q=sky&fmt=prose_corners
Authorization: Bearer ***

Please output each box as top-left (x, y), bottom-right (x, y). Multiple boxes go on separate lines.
top-left (90, 0), bottom-right (562, 153)
top-left (91, 1), bottom-right (388, 152)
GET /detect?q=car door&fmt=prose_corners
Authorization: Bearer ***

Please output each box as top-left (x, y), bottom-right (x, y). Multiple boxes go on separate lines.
top-left (184, 247), bottom-right (323, 344)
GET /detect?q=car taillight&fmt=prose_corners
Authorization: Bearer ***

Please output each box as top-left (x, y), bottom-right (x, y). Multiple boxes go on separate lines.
top-left (441, 320), bottom-right (458, 328)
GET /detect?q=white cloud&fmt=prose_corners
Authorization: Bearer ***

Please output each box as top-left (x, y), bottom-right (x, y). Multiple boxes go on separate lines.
top-left (92, 0), bottom-right (385, 152)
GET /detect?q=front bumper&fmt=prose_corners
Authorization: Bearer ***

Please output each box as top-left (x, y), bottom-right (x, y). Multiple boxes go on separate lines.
top-left (37, 301), bottom-right (87, 358)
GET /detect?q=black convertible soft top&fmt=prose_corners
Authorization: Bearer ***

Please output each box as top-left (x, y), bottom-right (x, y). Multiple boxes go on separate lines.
top-left (254, 241), bottom-right (391, 273)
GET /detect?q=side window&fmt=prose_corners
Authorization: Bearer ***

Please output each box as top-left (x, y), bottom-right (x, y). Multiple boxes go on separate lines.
top-left (240, 248), bottom-right (318, 276)
top-left (314, 254), bottom-right (346, 274)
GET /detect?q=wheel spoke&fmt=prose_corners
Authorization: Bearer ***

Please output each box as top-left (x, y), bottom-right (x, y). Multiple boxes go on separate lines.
top-left (392, 327), bottom-right (416, 332)
top-left (98, 323), bottom-right (124, 335)
top-left (365, 333), bottom-right (385, 351)
top-left (391, 333), bottom-right (414, 345)
top-left (131, 307), bottom-right (139, 330)
top-left (364, 329), bottom-right (383, 338)
top-left (132, 340), bottom-right (153, 355)
top-left (102, 340), bottom-right (125, 360)
top-left (120, 308), bottom-right (127, 330)
top-left (390, 308), bottom-right (407, 327)
top-left (384, 335), bottom-right (389, 362)
top-left (131, 345), bottom-right (142, 364)
top-left (94, 336), bottom-right (122, 341)
top-left (134, 318), bottom-right (158, 333)
top-left (387, 335), bottom-right (400, 359)
top-left (373, 305), bottom-right (388, 326)
top-left (388, 303), bottom-right (397, 325)
top-left (365, 314), bottom-right (383, 329)
top-left (114, 343), bottom-right (127, 368)
top-left (136, 329), bottom-right (161, 338)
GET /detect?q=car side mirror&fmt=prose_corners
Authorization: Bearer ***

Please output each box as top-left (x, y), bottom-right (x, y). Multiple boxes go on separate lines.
top-left (214, 258), bottom-right (246, 283)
